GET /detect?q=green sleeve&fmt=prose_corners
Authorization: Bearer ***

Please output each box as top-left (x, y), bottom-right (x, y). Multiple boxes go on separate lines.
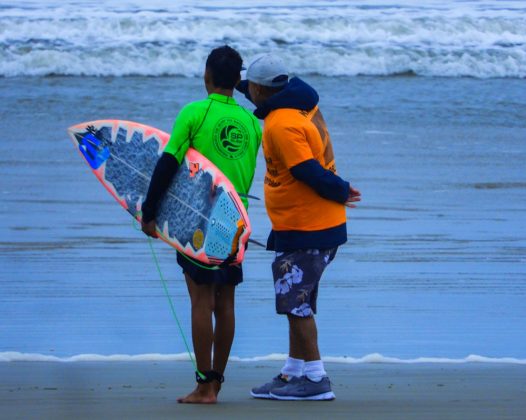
top-left (163, 104), bottom-right (198, 164)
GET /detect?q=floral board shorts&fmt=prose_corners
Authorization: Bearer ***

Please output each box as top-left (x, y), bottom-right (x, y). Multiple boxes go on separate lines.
top-left (272, 248), bottom-right (337, 317)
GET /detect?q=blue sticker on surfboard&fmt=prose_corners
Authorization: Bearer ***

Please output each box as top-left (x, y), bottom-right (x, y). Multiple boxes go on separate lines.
top-left (79, 133), bottom-right (110, 169)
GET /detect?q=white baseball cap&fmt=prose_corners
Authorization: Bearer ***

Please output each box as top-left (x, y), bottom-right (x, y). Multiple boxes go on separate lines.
top-left (245, 53), bottom-right (289, 87)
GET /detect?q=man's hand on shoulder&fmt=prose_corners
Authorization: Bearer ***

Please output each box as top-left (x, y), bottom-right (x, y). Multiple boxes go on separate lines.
top-left (141, 219), bottom-right (158, 238)
top-left (345, 186), bottom-right (361, 208)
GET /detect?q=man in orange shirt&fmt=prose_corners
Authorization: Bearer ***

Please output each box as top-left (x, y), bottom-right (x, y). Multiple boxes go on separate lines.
top-left (237, 54), bottom-right (361, 401)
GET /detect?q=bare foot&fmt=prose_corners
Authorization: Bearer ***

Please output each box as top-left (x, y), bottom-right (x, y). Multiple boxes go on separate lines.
top-left (212, 380), bottom-right (222, 397)
top-left (177, 384), bottom-right (217, 404)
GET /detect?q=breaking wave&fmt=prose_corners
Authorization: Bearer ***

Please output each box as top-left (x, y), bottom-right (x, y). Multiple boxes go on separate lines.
top-left (1, 0), bottom-right (525, 78)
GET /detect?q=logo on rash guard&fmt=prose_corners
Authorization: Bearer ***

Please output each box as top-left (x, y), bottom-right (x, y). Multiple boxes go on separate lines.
top-left (213, 118), bottom-right (250, 160)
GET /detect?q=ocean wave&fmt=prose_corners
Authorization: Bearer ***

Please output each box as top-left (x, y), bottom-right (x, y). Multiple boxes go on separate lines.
top-left (1, 1), bottom-right (525, 78)
top-left (2, 352), bottom-right (525, 364)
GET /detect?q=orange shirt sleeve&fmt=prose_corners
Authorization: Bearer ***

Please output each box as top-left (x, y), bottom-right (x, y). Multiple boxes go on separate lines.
top-left (271, 123), bottom-right (314, 169)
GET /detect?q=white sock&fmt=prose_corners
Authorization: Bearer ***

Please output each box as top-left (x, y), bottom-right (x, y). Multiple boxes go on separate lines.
top-left (280, 357), bottom-right (304, 378)
top-left (304, 360), bottom-right (326, 382)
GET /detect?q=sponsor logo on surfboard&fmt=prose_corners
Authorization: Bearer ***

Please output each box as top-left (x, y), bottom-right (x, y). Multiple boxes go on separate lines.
top-left (189, 161), bottom-right (200, 178)
top-left (213, 118), bottom-right (249, 160)
top-left (79, 132), bottom-right (110, 170)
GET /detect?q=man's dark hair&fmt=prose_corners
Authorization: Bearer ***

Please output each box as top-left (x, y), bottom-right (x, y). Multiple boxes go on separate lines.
top-left (206, 45), bottom-right (242, 90)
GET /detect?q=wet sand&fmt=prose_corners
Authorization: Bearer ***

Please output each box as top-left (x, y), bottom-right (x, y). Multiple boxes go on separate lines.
top-left (1, 361), bottom-right (525, 419)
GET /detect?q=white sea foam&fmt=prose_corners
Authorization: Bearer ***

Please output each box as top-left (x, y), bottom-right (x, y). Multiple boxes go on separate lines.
top-left (1, 352), bottom-right (525, 364)
top-left (0, 352), bottom-right (191, 362)
top-left (0, 0), bottom-right (525, 77)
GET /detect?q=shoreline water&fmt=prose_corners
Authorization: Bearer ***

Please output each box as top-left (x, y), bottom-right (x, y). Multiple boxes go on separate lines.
top-left (1, 75), bottom-right (525, 360)
top-left (2, 352), bottom-right (526, 365)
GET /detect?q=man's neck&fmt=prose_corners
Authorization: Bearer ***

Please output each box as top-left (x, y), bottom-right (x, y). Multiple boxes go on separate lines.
top-left (208, 87), bottom-right (234, 97)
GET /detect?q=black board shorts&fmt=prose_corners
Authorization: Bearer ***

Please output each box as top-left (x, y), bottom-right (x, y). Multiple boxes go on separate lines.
top-left (176, 252), bottom-right (243, 286)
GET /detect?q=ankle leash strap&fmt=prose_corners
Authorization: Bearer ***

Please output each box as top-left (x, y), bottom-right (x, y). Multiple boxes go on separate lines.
top-left (195, 370), bottom-right (225, 384)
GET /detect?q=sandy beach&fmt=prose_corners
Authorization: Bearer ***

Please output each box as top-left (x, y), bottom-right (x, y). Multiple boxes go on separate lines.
top-left (1, 361), bottom-right (525, 419)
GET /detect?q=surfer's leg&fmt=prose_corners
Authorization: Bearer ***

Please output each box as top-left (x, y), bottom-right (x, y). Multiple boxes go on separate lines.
top-left (177, 273), bottom-right (217, 404)
top-left (211, 283), bottom-right (236, 395)
top-left (186, 273), bottom-right (215, 371)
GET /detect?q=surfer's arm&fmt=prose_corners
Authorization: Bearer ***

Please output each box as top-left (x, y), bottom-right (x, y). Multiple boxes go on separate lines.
top-left (290, 159), bottom-right (351, 203)
top-left (164, 104), bottom-right (197, 163)
top-left (142, 104), bottom-right (198, 225)
top-left (141, 152), bottom-right (180, 224)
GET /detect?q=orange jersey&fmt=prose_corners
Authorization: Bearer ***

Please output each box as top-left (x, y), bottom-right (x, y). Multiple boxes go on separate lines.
top-left (262, 105), bottom-right (346, 231)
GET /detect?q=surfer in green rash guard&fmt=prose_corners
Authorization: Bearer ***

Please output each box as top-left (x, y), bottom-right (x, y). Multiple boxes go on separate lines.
top-left (141, 46), bottom-right (262, 404)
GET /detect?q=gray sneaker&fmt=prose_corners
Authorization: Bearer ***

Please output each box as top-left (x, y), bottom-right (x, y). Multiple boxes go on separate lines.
top-left (250, 374), bottom-right (290, 399)
top-left (269, 375), bottom-right (335, 401)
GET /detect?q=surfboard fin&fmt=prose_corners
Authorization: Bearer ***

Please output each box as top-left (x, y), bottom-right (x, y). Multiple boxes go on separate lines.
top-left (248, 238), bottom-right (266, 248)
top-left (237, 192), bottom-right (260, 200)
top-left (229, 220), bottom-right (245, 258)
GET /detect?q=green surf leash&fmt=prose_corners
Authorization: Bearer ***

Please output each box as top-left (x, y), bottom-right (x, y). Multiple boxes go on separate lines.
top-left (146, 237), bottom-right (205, 380)
top-left (133, 216), bottom-right (206, 380)
top-left (175, 246), bottom-right (220, 271)
top-left (133, 212), bottom-right (262, 381)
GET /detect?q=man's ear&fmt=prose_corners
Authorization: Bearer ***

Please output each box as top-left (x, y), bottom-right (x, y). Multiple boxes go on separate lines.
top-left (204, 68), bottom-right (212, 85)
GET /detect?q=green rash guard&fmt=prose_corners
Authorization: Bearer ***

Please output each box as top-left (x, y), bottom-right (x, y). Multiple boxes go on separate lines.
top-left (164, 93), bottom-right (262, 209)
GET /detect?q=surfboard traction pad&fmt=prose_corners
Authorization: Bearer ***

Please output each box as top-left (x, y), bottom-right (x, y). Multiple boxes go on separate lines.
top-left (72, 122), bottom-right (246, 265)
